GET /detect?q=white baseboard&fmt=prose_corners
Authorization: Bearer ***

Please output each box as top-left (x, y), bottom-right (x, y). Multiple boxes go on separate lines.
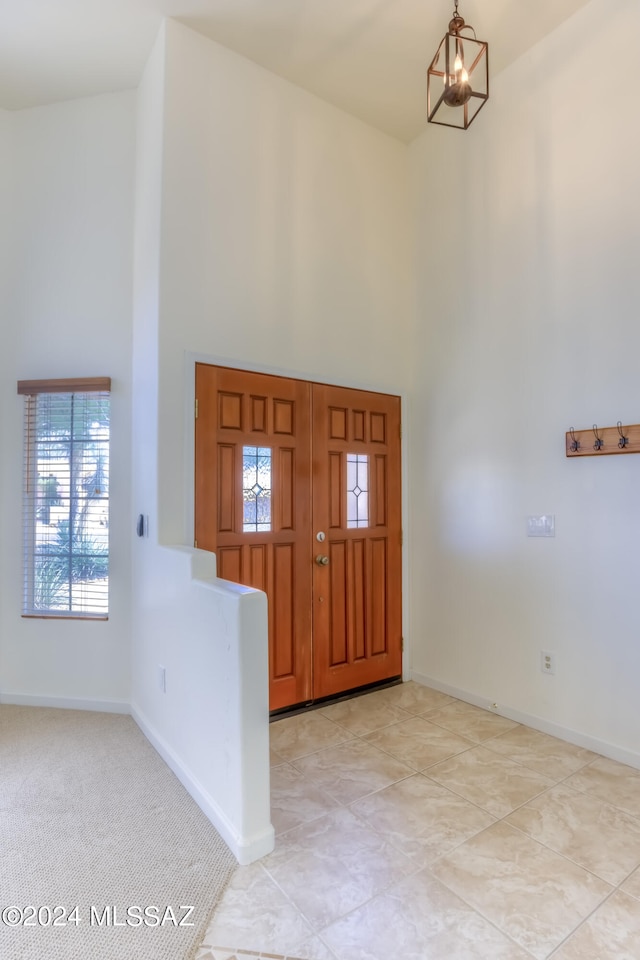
top-left (411, 671), bottom-right (640, 772)
top-left (0, 692), bottom-right (130, 714)
top-left (131, 702), bottom-right (274, 866)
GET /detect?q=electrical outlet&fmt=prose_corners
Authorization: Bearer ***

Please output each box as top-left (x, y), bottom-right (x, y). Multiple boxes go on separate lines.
top-left (540, 650), bottom-right (556, 675)
top-left (158, 665), bottom-right (166, 693)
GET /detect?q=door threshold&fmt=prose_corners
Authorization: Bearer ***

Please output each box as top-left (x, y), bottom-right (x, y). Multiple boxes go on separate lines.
top-left (269, 676), bottom-right (403, 722)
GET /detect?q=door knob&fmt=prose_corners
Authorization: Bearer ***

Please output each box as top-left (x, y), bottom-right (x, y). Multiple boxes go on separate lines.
top-left (315, 555), bottom-right (329, 566)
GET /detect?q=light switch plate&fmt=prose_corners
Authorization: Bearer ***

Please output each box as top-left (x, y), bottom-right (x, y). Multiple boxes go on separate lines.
top-left (527, 515), bottom-right (555, 537)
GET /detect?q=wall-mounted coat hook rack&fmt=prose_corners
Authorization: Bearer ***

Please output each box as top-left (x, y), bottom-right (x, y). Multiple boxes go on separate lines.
top-left (566, 421), bottom-right (640, 457)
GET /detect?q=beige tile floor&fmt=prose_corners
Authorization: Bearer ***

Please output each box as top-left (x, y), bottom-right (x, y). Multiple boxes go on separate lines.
top-left (196, 681), bottom-right (640, 960)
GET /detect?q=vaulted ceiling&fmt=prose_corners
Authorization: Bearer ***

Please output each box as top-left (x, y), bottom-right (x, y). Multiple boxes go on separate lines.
top-left (0, 0), bottom-right (593, 142)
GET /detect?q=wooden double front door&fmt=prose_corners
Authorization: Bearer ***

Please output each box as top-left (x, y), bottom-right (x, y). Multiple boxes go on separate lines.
top-left (194, 364), bottom-right (402, 711)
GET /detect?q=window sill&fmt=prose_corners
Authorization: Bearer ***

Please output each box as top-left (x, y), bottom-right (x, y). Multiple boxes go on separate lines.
top-left (21, 614), bottom-right (109, 621)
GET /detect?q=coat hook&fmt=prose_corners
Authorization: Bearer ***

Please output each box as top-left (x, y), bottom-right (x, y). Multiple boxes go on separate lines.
top-left (569, 427), bottom-right (580, 453)
top-left (593, 424), bottom-right (604, 451)
top-left (617, 421), bottom-right (629, 449)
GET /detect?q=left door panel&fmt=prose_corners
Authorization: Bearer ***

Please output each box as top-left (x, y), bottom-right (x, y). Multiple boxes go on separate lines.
top-left (195, 364), bottom-right (313, 710)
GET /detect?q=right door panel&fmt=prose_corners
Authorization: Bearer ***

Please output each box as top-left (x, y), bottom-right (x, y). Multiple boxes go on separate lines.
top-left (311, 383), bottom-right (402, 700)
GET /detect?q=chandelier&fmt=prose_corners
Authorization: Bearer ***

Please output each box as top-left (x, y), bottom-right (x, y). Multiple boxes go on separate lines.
top-left (427, 1), bottom-right (489, 130)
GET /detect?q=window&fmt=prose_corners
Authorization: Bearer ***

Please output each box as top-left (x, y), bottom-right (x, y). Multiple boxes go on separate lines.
top-left (347, 453), bottom-right (369, 528)
top-left (18, 378), bottom-right (111, 619)
top-left (242, 445), bottom-right (272, 532)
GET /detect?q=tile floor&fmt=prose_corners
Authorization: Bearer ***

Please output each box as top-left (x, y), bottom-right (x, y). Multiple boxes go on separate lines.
top-left (196, 681), bottom-right (640, 960)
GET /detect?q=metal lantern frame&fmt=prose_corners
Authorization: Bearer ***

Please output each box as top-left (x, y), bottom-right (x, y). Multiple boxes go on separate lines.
top-left (427, 3), bottom-right (489, 130)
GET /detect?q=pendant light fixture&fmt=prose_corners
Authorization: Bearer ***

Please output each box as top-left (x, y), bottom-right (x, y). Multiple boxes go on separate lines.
top-left (427, 1), bottom-right (489, 130)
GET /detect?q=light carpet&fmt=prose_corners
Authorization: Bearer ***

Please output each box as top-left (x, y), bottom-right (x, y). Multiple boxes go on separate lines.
top-left (0, 704), bottom-right (238, 960)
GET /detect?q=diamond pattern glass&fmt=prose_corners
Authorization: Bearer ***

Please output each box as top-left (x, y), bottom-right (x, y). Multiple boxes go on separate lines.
top-left (243, 446), bottom-right (272, 532)
top-left (347, 453), bottom-right (369, 528)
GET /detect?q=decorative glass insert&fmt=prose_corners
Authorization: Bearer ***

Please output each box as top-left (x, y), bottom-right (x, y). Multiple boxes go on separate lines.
top-left (243, 446), bottom-right (272, 532)
top-left (347, 453), bottom-right (369, 528)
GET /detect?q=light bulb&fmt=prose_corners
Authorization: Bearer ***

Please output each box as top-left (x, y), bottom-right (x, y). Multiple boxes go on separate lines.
top-left (442, 49), bottom-right (472, 108)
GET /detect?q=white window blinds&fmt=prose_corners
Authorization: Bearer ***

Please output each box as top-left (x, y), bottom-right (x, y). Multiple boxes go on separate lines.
top-left (18, 378), bottom-right (111, 619)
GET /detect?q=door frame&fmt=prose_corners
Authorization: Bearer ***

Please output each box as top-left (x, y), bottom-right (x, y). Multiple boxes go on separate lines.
top-left (184, 350), bottom-right (411, 682)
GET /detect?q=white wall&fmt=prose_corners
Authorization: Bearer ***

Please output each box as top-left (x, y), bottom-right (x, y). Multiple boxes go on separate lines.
top-left (157, 20), bottom-right (411, 545)
top-left (129, 20), bottom-right (412, 862)
top-left (0, 109), bottom-right (12, 683)
top-left (130, 23), bottom-right (275, 863)
top-left (409, 0), bottom-right (640, 765)
top-left (131, 546), bottom-right (272, 863)
top-left (0, 92), bottom-right (135, 709)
